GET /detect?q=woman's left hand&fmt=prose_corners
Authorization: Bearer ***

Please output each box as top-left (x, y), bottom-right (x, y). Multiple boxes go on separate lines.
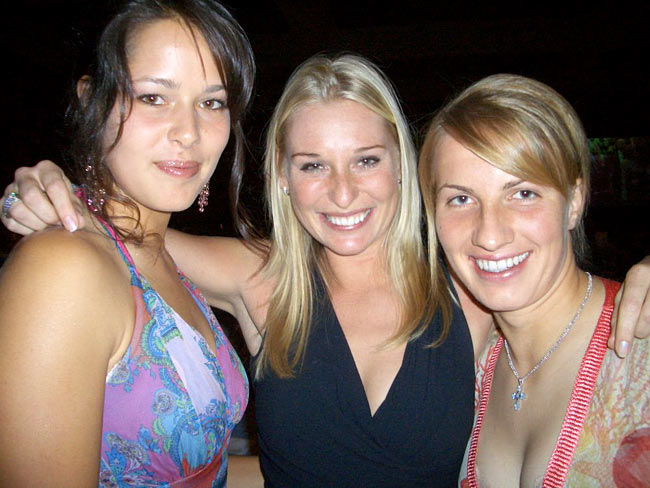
top-left (610, 255), bottom-right (650, 357)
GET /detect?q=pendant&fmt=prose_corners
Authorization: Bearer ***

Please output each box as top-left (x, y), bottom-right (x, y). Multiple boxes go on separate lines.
top-left (511, 379), bottom-right (526, 411)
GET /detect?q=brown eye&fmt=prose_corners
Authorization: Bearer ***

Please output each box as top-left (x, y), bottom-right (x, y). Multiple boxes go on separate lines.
top-left (139, 94), bottom-right (164, 105)
top-left (200, 98), bottom-right (226, 110)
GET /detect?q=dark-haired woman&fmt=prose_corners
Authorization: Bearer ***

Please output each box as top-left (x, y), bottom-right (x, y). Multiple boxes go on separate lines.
top-left (0, 1), bottom-right (256, 486)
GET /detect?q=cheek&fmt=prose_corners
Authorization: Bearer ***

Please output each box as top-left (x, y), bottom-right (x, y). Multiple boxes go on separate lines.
top-left (203, 117), bottom-right (231, 153)
top-left (288, 177), bottom-right (321, 214)
top-left (520, 206), bottom-right (566, 240)
top-left (436, 210), bottom-right (468, 251)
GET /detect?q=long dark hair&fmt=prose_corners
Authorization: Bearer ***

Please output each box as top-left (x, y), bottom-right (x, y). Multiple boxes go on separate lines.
top-left (66, 0), bottom-right (256, 240)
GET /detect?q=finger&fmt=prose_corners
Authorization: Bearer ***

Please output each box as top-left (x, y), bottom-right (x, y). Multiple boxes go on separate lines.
top-left (14, 165), bottom-right (61, 225)
top-left (633, 289), bottom-right (650, 339)
top-left (1, 214), bottom-right (40, 236)
top-left (2, 198), bottom-right (51, 233)
top-left (40, 172), bottom-right (82, 232)
top-left (14, 161), bottom-right (80, 232)
top-left (612, 267), bottom-right (648, 357)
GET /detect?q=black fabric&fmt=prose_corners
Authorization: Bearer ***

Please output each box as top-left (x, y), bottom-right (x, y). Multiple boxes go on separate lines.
top-left (252, 274), bottom-right (475, 487)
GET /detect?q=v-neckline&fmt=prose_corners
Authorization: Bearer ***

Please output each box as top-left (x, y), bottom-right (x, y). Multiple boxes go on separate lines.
top-left (321, 287), bottom-right (408, 420)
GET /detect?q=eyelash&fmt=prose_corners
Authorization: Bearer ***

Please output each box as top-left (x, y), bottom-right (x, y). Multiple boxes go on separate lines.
top-left (512, 189), bottom-right (538, 200)
top-left (300, 162), bottom-right (324, 172)
top-left (200, 98), bottom-right (227, 110)
top-left (137, 95), bottom-right (227, 110)
top-left (138, 94), bottom-right (164, 105)
top-left (448, 195), bottom-right (472, 206)
top-left (358, 156), bottom-right (379, 167)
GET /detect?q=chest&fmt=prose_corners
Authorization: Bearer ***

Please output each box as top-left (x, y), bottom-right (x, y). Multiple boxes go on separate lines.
top-left (476, 351), bottom-right (581, 487)
top-left (253, 295), bottom-right (475, 485)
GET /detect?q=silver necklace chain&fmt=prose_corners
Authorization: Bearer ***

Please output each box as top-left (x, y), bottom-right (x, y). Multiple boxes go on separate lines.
top-left (504, 272), bottom-right (593, 411)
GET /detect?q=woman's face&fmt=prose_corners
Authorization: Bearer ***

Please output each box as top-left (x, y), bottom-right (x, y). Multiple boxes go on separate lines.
top-left (433, 134), bottom-right (583, 313)
top-left (280, 99), bottom-right (401, 260)
top-left (102, 19), bottom-right (231, 218)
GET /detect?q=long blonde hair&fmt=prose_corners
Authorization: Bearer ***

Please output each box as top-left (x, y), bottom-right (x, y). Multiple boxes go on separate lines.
top-left (256, 53), bottom-right (451, 378)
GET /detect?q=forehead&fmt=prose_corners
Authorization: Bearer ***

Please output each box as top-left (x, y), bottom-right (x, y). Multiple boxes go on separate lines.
top-left (434, 134), bottom-right (512, 184)
top-left (285, 99), bottom-right (396, 150)
top-left (126, 19), bottom-right (221, 80)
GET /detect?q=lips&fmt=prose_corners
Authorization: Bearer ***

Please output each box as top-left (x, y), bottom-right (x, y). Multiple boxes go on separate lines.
top-left (324, 209), bottom-right (371, 227)
top-left (154, 160), bottom-right (200, 178)
top-left (475, 251), bottom-right (529, 273)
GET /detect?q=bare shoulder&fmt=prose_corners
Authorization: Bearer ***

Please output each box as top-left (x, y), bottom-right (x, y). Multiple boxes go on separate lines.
top-left (0, 227), bottom-right (133, 350)
top-left (4, 226), bottom-right (120, 270)
top-left (0, 228), bottom-right (132, 485)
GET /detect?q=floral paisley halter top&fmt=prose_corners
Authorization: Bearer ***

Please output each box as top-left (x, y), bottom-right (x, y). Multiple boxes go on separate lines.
top-left (96, 219), bottom-right (248, 487)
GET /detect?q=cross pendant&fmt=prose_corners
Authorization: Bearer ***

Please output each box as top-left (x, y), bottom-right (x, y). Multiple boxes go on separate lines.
top-left (511, 379), bottom-right (526, 411)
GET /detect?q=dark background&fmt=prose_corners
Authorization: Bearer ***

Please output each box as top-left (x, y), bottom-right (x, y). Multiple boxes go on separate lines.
top-left (4, 1), bottom-right (649, 273)
top-left (3, 0), bottom-right (649, 454)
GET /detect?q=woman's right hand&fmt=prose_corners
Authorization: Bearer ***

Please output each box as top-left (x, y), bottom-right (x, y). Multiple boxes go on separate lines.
top-left (1, 160), bottom-right (85, 234)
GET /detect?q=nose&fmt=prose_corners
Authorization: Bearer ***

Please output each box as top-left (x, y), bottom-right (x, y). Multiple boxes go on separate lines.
top-left (472, 202), bottom-right (514, 251)
top-left (168, 104), bottom-right (200, 147)
top-left (328, 168), bottom-right (358, 209)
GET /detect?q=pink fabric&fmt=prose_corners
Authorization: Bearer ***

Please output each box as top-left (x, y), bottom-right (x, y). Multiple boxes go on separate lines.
top-left (96, 220), bottom-right (248, 487)
top-left (460, 278), bottom-right (650, 487)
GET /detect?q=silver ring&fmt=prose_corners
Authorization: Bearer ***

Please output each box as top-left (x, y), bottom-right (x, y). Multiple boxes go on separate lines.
top-left (2, 191), bottom-right (20, 219)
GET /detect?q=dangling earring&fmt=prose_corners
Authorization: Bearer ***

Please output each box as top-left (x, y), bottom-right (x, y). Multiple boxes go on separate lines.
top-left (197, 183), bottom-right (210, 213)
top-left (282, 186), bottom-right (290, 196)
top-left (84, 158), bottom-right (106, 213)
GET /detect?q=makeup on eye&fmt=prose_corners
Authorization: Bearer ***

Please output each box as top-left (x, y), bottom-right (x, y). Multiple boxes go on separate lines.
top-left (295, 155), bottom-right (382, 173)
top-left (299, 161), bottom-right (324, 172)
top-left (138, 94), bottom-right (165, 105)
top-left (357, 156), bottom-right (380, 167)
top-left (199, 97), bottom-right (227, 110)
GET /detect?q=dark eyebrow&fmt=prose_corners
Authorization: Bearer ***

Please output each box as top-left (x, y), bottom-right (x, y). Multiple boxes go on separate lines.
top-left (132, 77), bottom-right (226, 94)
top-left (133, 77), bottom-right (178, 89)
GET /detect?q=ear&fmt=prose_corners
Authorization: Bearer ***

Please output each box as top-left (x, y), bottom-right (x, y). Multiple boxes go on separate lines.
top-left (567, 178), bottom-right (586, 230)
top-left (277, 148), bottom-right (290, 193)
top-left (76, 75), bottom-right (92, 104)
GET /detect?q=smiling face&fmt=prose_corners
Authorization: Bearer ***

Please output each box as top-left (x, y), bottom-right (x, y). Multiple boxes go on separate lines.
top-left (433, 134), bottom-right (584, 313)
top-left (279, 99), bottom-right (401, 260)
top-left (102, 19), bottom-right (230, 221)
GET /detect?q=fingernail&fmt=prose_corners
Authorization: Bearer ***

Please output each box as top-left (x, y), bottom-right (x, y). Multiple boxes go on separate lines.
top-left (618, 340), bottom-right (629, 358)
top-left (64, 216), bottom-right (78, 232)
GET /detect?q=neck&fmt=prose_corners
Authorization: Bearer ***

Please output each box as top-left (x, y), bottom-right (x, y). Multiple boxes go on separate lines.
top-left (323, 246), bottom-right (390, 293)
top-left (102, 199), bottom-right (171, 254)
top-left (494, 264), bottom-right (590, 371)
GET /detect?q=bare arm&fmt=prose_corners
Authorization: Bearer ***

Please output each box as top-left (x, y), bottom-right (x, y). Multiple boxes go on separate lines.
top-left (0, 230), bottom-right (129, 486)
top-left (227, 456), bottom-right (264, 488)
top-left (2, 161), bottom-right (270, 353)
top-left (165, 230), bottom-right (269, 354)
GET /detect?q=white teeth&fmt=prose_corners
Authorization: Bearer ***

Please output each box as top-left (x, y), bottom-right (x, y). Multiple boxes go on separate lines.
top-left (325, 210), bottom-right (370, 226)
top-left (476, 252), bottom-right (529, 273)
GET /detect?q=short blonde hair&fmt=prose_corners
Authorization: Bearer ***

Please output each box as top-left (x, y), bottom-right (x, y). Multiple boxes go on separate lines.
top-left (419, 73), bottom-right (590, 263)
top-left (258, 53), bottom-right (450, 378)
